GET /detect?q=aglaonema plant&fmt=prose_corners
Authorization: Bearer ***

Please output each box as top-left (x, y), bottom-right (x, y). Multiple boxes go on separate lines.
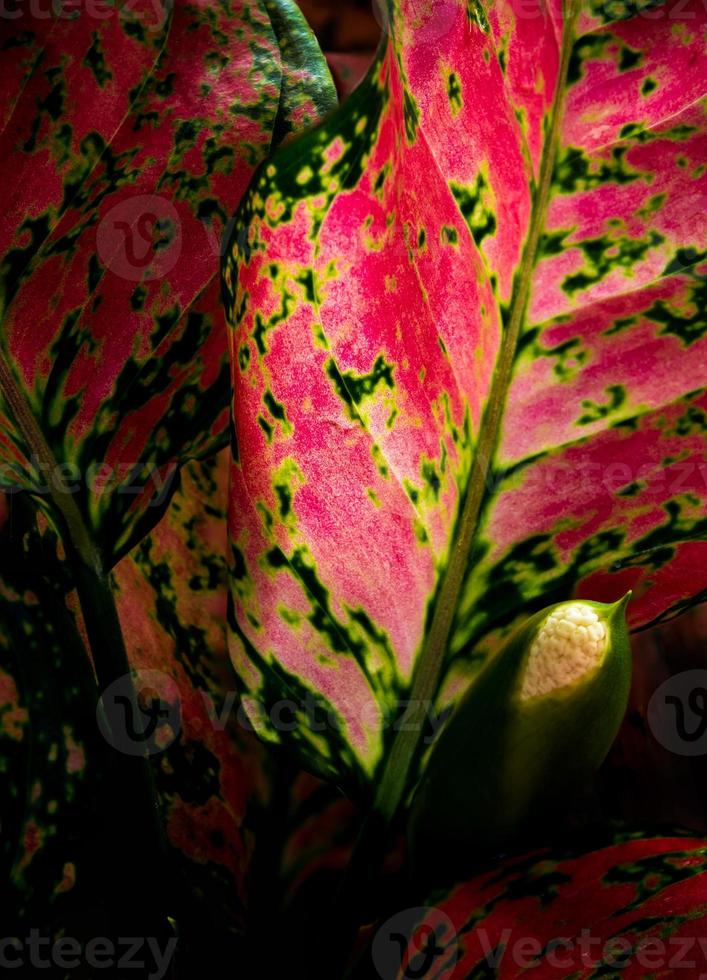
top-left (223, 0), bottom-right (707, 815)
top-left (1, 0), bottom-right (707, 974)
top-left (222, 0), bottom-right (707, 960)
top-left (0, 0), bottom-right (337, 957)
top-left (350, 829), bottom-right (707, 979)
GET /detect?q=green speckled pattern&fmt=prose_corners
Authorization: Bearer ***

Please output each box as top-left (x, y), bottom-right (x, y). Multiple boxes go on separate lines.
top-left (0, 0), bottom-right (336, 564)
top-left (223, 0), bottom-right (706, 787)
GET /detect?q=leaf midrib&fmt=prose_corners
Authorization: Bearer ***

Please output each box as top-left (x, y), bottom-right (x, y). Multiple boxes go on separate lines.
top-left (372, 3), bottom-right (580, 822)
top-left (0, 5), bottom-right (176, 563)
top-left (0, 0), bottom-right (288, 562)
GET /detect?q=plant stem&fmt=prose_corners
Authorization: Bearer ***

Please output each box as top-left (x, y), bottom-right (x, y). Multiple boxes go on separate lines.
top-left (0, 353), bottom-right (172, 935)
top-left (73, 560), bottom-right (183, 964)
top-left (327, 1), bottom-right (581, 966)
top-left (373, 0), bottom-right (580, 833)
top-left (0, 357), bottom-right (98, 571)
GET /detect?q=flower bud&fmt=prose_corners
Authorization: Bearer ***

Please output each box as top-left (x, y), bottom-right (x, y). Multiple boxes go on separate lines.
top-left (409, 595), bottom-right (632, 878)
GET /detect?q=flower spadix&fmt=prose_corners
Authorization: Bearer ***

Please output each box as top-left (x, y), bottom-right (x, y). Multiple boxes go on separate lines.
top-left (409, 596), bottom-right (632, 875)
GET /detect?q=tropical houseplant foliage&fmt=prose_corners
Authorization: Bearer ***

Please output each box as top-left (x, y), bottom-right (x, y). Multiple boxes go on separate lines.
top-left (1, 0), bottom-right (706, 975)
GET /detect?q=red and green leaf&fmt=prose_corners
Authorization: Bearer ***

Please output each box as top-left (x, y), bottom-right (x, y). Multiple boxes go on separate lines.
top-left (0, 0), bottom-right (336, 567)
top-left (377, 832), bottom-right (707, 978)
top-left (111, 448), bottom-right (273, 940)
top-left (0, 3), bottom-right (337, 945)
top-left (0, 500), bottom-right (107, 936)
top-left (0, 450), bottom-right (275, 948)
top-left (223, 0), bottom-right (707, 793)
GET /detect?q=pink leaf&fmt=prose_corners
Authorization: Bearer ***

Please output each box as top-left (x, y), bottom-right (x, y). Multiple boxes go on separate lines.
top-left (223, 0), bottom-right (707, 787)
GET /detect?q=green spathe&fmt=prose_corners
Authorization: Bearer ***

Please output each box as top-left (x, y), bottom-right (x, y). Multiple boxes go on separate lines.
top-left (409, 595), bottom-right (632, 872)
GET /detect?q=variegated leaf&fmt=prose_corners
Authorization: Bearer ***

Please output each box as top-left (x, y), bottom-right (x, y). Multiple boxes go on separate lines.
top-left (0, 450), bottom-right (276, 952)
top-left (223, 0), bottom-right (707, 792)
top-left (0, 499), bottom-right (107, 936)
top-left (360, 831), bottom-right (707, 979)
top-left (0, 0), bottom-right (336, 566)
top-left (111, 448), bottom-right (274, 943)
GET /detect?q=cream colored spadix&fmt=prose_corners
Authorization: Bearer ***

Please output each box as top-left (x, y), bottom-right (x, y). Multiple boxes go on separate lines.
top-left (409, 596), bottom-right (632, 883)
top-left (520, 603), bottom-right (608, 700)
